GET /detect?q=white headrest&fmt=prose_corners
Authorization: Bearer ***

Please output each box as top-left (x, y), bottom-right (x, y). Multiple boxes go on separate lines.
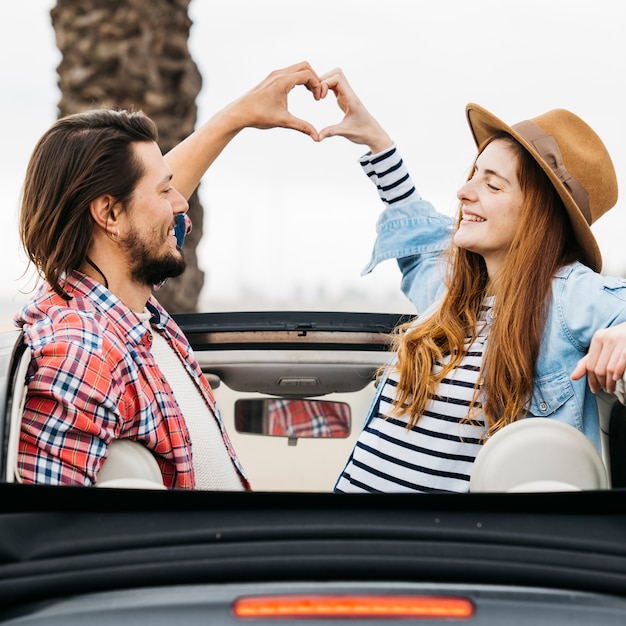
top-left (96, 439), bottom-right (165, 489)
top-left (470, 418), bottom-right (608, 493)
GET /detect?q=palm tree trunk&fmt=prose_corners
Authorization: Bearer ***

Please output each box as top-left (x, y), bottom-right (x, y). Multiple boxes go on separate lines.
top-left (51, 0), bottom-right (204, 313)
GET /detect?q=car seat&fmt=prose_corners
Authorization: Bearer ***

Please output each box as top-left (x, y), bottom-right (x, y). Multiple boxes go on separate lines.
top-left (96, 439), bottom-right (165, 489)
top-left (4, 335), bottom-right (30, 483)
top-left (469, 418), bottom-right (609, 492)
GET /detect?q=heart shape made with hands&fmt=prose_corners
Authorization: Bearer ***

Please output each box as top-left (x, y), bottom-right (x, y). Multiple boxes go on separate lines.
top-left (288, 86), bottom-right (343, 137)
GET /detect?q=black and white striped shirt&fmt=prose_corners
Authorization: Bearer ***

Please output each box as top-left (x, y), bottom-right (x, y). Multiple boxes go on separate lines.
top-left (359, 144), bottom-right (416, 206)
top-left (336, 300), bottom-right (493, 493)
top-left (336, 145), bottom-right (491, 493)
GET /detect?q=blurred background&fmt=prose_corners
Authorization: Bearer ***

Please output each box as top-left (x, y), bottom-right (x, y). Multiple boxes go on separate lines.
top-left (2, 0), bottom-right (626, 329)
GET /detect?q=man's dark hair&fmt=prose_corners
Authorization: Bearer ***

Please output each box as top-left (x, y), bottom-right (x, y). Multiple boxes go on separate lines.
top-left (20, 108), bottom-right (158, 299)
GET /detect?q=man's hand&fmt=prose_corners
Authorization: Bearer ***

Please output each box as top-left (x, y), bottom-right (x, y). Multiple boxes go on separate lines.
top-left (166, 61), bottom-right (326, 196)
top-left (228, 61), bottom-right (327, 140)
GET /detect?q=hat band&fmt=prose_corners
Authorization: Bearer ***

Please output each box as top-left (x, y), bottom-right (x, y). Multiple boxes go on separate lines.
top-left (512, 120), bottom-right (591, 224)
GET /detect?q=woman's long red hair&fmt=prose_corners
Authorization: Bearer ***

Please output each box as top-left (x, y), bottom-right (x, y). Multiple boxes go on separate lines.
top-left (390, 134), bottom-right (582, 437)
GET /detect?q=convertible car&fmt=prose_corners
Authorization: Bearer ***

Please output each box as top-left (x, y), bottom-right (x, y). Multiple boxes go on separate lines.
top-left (1, 310), bottom-right (626, 624)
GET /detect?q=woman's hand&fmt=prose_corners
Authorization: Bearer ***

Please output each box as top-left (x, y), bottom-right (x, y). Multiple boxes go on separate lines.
top-left (571, 322), bottom-right (626, 394)
top-left (318, 68), bottom-right (393, 154)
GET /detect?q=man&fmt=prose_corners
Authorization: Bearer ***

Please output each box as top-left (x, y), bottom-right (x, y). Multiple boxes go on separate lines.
top-left (16, 62), bottom-right (325, 489)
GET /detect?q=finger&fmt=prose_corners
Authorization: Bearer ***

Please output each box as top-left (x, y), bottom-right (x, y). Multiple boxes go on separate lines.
top-left (604, 378), bottom-right (617, 395)
top-left (587, 371), bottom-right (602, 394)
top-left (271, 61), bottom-right (319, 80)
top-left (570, 355), bottom-right (588, 381)
top-left (318, 124), bottom-right (342, 142)
top-left (285, 68), bottom-right (324, 100)
top-left (319, 67), bottom-right (345, 83)
top-left (591, 347), bottom-right (614, 392)
top-left (609, 350), bottom-right (626, 381)
top-left (600, 349), bottom-right (626, 393)
top-left (321, 76), bottom-right (343, 98)
top-left (263, 62), bottom-right (323, 99)
top-left (571, 355), bottom-right (604, 393)
top-left (283, 114), bottom-right (320, 141)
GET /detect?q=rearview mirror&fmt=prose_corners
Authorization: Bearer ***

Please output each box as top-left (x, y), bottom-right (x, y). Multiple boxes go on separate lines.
top-left (234, 398), bottom-right (351, 439)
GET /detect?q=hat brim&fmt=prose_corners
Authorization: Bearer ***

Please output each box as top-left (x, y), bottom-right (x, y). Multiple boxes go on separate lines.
top-left (465, 103), bottom-right (601, 272)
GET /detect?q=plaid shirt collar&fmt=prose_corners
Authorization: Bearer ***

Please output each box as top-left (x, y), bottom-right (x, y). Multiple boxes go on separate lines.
top-left (20, 270), bottom-right (180, 343)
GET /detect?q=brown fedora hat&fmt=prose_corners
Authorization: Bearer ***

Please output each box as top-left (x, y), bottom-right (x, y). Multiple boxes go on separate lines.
top-left (466, 104), bottom-right (618, 272)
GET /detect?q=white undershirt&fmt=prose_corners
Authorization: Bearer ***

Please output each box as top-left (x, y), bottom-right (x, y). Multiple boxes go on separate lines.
top-left (138, 311), bottom-right (243, 490)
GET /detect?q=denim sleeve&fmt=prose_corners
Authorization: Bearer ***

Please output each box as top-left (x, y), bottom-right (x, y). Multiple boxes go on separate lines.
top-left (359, 145), bottom-right (453, 313)
top-left (554, 264), bottom-right (626, 349)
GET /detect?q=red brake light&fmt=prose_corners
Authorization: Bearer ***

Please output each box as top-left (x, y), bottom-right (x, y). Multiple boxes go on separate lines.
top-left (233, 594), bottom-right (475, 619)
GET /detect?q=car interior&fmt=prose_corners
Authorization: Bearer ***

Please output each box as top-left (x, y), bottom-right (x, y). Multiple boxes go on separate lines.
top-left (2, 311), bottom-right (626, 492)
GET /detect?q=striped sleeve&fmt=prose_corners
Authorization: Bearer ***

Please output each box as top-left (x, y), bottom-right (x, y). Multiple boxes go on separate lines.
top-left (359, 144), bottom-right (417, 206)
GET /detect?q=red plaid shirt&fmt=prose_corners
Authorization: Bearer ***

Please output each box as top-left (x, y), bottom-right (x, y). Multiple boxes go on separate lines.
top-left (15, 272), bottom-right (249, 490)
top-left (267, 400), bottom-right (350, 438)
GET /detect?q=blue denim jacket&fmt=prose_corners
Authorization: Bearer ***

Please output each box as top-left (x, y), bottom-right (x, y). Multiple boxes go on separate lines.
top-left (362, 197), bottom-right (626, 450)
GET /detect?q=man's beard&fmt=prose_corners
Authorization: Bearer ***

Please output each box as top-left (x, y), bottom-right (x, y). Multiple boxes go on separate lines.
top-left (122, 228), bottom-right (187, 287)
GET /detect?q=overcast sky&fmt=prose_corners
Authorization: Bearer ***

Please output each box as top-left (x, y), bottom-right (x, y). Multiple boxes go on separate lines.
top-left (2, 0), bottom-right (626, 327)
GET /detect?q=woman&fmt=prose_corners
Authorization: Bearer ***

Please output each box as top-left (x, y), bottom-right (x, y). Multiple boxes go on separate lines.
top-left (318, 70), bottom-right (626, 493)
